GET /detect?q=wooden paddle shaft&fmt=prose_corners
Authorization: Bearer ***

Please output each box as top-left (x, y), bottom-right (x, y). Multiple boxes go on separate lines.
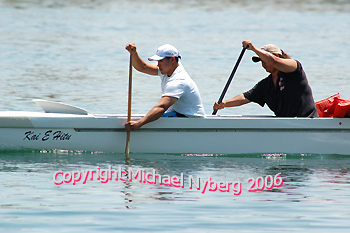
top-left (125, 51), bottom-right (133, 155)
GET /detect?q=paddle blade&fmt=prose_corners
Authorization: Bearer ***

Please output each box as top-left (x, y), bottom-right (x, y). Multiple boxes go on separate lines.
top-left (125, 131), bottom-right (130, 155)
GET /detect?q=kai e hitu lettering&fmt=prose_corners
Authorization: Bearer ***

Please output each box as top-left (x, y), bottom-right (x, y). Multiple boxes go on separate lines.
top-left (53, 167), bottom-right (242, 194)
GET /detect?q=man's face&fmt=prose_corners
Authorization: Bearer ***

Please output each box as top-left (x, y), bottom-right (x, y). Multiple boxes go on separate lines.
top-left (157, 57), bottom-right (173, 75)
top-left (261, 54), bottom-right (279, 74)
top-left (261, 60), bottom-right (274, 73)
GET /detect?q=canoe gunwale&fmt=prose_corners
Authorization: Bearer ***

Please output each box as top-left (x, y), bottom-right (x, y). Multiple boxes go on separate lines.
top-left (74, 128), bottom-right (350, 133)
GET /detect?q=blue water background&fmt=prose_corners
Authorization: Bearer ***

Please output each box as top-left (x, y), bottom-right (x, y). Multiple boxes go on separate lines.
top-left (1, 0), bottom-right (350, 232)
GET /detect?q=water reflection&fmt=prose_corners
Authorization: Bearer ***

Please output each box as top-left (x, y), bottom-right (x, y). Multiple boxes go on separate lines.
top-left (1, 150), bottom-right (349, 233)
top-left (1, 151), bottom-right (349, 198)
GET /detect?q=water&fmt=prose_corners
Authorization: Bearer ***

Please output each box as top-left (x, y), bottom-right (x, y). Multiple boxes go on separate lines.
top-left (1, 152), bottom-right (349, 232)
top-left (1, 0), bottom-right (350, 232)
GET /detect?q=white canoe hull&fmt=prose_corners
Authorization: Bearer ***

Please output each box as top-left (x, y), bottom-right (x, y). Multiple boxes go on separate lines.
top-left (1, 111), bottom-right (349, 155)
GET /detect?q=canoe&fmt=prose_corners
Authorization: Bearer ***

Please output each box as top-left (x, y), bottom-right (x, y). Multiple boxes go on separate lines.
top-left (0, 100), bottom-right (349, 155)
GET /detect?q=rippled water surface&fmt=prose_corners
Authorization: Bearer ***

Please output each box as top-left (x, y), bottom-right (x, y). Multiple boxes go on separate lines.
top-left (1, 152), bottom-right (350, 232)
top-left (1, 0), bottom-right (350, 232)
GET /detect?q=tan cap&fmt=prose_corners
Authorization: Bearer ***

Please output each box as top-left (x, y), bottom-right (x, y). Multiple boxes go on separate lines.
top-left (252, 44), bottom-right (282, 62)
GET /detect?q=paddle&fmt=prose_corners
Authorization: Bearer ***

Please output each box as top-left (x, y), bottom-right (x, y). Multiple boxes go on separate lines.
top-left (212, 46), bottom-right (247, 115)
top-left (125, 48), bottom-right (133, 155)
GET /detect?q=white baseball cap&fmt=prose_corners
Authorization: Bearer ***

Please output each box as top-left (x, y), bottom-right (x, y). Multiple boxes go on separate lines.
top-left (148, 44), bottom-right (181, 61)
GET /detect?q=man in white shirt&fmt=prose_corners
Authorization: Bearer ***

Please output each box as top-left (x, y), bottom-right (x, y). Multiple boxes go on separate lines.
top-left (124, 43), bottom-right (205, 131)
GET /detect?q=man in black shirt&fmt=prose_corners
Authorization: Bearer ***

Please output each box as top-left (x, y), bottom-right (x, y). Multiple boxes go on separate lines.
top-left (213, 40), bottom-right (318, 118)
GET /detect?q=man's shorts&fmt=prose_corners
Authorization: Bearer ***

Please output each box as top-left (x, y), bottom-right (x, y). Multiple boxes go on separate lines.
top-left (161, 111), bottom-right (187, 118)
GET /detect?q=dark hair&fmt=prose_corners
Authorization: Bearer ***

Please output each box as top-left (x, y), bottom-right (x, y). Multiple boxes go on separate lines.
top-left (280, 49), bottom-right (291, 59)
top-left (166, 56), bottom-right (180, 63)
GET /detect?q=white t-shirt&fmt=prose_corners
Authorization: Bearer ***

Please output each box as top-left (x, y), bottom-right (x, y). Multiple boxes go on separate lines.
top-left (159, 64), bottom-right (205, 117)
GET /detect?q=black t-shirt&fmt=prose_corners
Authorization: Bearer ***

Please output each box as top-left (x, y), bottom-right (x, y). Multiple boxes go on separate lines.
top-left (243, 61), bottom-right (318, 117)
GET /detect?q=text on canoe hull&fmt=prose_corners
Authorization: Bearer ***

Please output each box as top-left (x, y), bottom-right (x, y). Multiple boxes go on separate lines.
top-left (24, 130), bottom-right (72, 141)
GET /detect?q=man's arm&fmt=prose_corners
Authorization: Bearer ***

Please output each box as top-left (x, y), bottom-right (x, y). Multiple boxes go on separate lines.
top-left (242, 40), bottom-right (297, 73)
top-left (125, 43), bottom-right (158, 75)
top-left (125, 96), bottom-right (178, 131)
top-left (213, 93), bottom-right (250, 110)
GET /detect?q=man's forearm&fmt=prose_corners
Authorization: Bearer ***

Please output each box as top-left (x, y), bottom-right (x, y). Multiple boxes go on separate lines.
top-left (224, 94), bottom-right (250, 107)
top-left (137, 106), bottom-right (167, 127)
